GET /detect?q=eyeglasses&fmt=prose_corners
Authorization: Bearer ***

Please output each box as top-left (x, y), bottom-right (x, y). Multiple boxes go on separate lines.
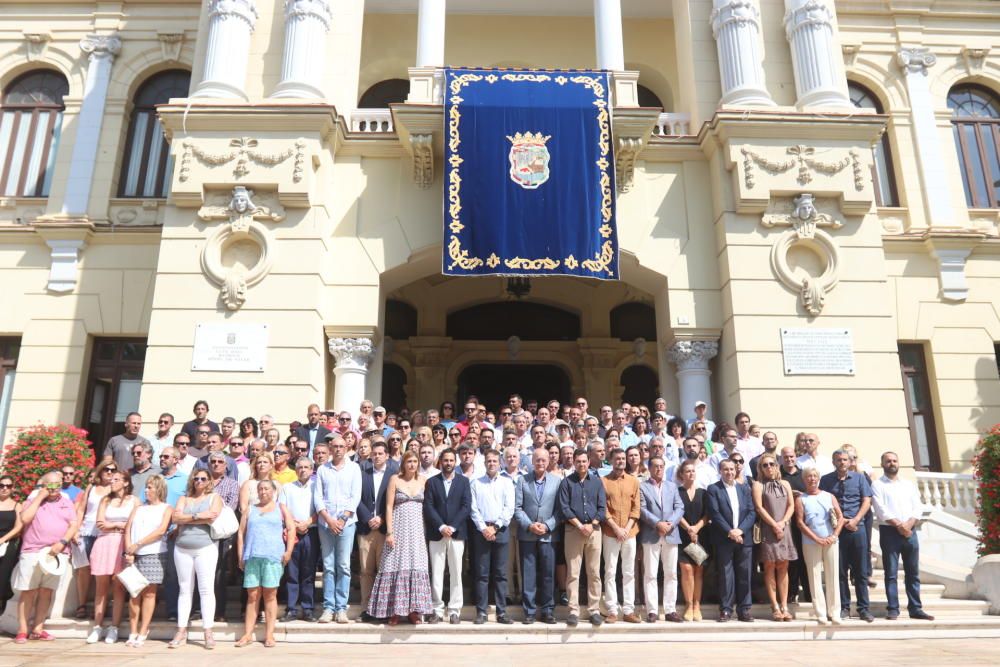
top-left (500, 412), bottom-right (511, 417)
top-left (44, 483), bottom-right (61, 490)
top-left (338, 417), bottom-right (350, 422)
top-left (730, 458), bottom-right (744, 464)
top-left (210, 460), bottom-right (226, 465)
top-left (449, 432), bottom-right (461, 438)
top-left (176, 442), bottom-right (190, 447)
top-left (0, 483), bottom-right (13, 489)
top-left (230, 441), bottom-right (244, 446)
top-left (198, 431), bottom-right (210, 435)
top-left (158, 419), bottom-right (171, 424)
top-left (193, 477), bottom-right (209, 482)
top-left (762, 462), bottom-right (777, 468)
top-left (308, 412), bottom-right (320, 417)
top-left (61, 470), bottom-right (75, 476)
top-left (132, 450), bottom-right (144, 456)
top-left (295, 446), bottom-right (309, 452)
top-left (388, 437), bottom-right (402, 442)
top-left (104, 468), bottom-right (117, 473)
top-left (274, 450), bottom-right (289, 456)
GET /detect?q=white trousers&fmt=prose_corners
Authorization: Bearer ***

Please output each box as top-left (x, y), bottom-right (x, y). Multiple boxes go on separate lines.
top-left (803, 541), bottom-right (840, 622)
top-left (429, 536), bottom-right (465, 617)
top-left (602, 535), bottom-right (637, 615)
top-left (642, 539), bottom-right (679, 616)
top-left (174, 543), bottom-right (218, 629)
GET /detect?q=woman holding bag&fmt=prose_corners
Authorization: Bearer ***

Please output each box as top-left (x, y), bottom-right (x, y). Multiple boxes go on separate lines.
top-left (234, 480), bottom-right (295, 648)
top-left (73, 460), bottom-right (116, 619)
top-left (122, 476), bottom-right (172, 647)
top-left (86, 471), bottom-right (137, 644)
top-left (170, 471), bottom-right (223, 649)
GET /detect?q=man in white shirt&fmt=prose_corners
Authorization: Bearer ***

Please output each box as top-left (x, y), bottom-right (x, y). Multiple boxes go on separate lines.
top-left (733, 412), bottom-right (763, 461)
top-left (281, 458), bottom-right (318, 622)
top-left (469, 450), bottom-right (516, 624)
top-left (871, 451), bottom-right (933, 621)
top-left (312, 436), bottom-right (362, 624)
top-left (418, 443), bottom-right (440, 478)
top-left (796, 433), bottom-right (836, 476)
top-left (147, 412), bottom-right (175, 459)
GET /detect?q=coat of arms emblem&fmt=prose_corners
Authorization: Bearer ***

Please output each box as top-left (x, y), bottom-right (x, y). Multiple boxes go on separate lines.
top-left (227, 333), bottom-right (236, 345)
top-left (506, 131), bottom-right (552, 190)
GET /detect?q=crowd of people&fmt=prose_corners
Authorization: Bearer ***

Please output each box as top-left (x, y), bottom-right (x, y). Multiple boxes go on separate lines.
top-left (0, 395), bottom-right (934, 647)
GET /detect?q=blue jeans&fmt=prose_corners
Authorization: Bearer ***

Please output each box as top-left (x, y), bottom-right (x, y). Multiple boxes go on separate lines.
top-left (520, 540), bottom-right (556, 617)
top-left (319, 522), bottom-right (356, 613)
top-left (838, 526), bottom-right (870, 613)
top-left (879, 526), bottom-right (923, 615)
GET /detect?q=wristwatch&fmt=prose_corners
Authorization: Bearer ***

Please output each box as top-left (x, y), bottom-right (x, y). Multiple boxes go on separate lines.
top-left (59, 538), bottom-right (69, 547)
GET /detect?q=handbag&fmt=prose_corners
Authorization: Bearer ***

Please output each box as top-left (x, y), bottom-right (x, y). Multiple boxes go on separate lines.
top-left (70, 539), bottom-right (89, 569)
top-left (683, 541), bottom-right (709, 566)
top-left (116, 563), bottom-right (150, 598)
top-left (210, 506), bottom-right (239, 541)
top-left (752, 521), bottom-right (763, 545)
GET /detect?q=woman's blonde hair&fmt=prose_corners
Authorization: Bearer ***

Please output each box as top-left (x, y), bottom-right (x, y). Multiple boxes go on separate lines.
top-left (144, 475), bottom-right (167, 503)
top-left (251, 451), bottom-right (276, 481)
top-left (757, 453), bottom-right (780, 481)
top-left (399, 450), bottom-right (419, 480)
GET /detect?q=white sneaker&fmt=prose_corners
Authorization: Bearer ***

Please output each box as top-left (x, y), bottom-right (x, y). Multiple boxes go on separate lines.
top-left (335, 611), bottom-right (349, 624)
top-left (316, 610), bottom-right (334, 623)
top-left (104, 626), bottom-right (119, 644)
top-left (86, 625), bottom-right (103, 644)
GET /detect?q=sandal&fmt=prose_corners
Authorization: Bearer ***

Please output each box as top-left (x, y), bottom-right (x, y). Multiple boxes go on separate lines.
top-left (235, 635), bottom-right (255, 648)
top-left (408, 612), bottom-right (423, 625)
top-left (167, 630), bottom-right (187, 648)
top-left (14, 633), bottom-right (28, 644)
top-left (204, 630), bottom-right (215, 650)
top-left (29, 631), bottom-right (54, 641)
top-left (74, 605), bottom-right (89, 620)
top-left (781, 607), bottom-right (793, 622)
top-left (772, 606), bottom-right (784, 622)
top-left (264, 638), bottom-right (277, 648)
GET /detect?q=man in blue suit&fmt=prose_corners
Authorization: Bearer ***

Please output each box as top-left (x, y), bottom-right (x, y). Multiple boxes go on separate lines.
top-left (706, 457), bottom-right (757, 622)
top-left (424, 447), bottom-right (472, 624)
top-left (355, 441), bottom-right (399, 621)
top-left (514, 448), bottom-right (562, 624)
top-left (638, 456), bottom-right (686, 623)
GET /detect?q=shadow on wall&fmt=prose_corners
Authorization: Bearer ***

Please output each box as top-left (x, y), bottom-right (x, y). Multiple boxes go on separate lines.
top-left (965, 356), bottom-right (1000, 466)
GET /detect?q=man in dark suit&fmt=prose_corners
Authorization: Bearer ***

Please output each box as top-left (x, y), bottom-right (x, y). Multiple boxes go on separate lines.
top-left (706, 457), bottom-right (757, 622)
top-left (294, 403), bottom-right (332, 455)
top-left (355, 440), bottom-right (398, 621)
top-left (513, 448), bottom-right (562, 624)
top-left (424, 447), bottom-right (472, 624)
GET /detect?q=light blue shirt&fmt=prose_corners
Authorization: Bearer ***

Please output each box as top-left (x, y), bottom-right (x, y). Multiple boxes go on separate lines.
top-left (163, 470), bottom-right (189, 507)
top-left (282, 478), bottom-right (316, 522)
top-left (470, 473), bottom-right (515, 531)
top-left (312, 459), bottom-right (362, 526)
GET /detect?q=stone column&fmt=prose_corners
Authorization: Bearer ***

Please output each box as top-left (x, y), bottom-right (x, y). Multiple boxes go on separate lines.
top-left (272, 0), bottom-right (332, 98)
top-left (665, 339), bottom-right (719, 421)
top-left (60, 34), bottom-right (120, 216)
top-left (783, 0), bottom-right (851, 109)
top-left (594, 0), bottom-right (625, 71)
top-left (416, 0), bottom-right (446, 67)
top-left (897, 47), bottom-right (954, 227)
top-left (710, 0), bottom-right (775, 107)
top-left (192, 0), bottom-right (257, 99)
top-left (328, 336), bottom-right (376, 415)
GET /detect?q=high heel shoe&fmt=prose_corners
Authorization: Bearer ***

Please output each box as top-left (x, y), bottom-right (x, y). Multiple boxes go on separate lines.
top-left (683, 606), bottom-right (694, 622)
top-left (781, 607), bottom-right (793, 622)
top-left (135, 634), bottom-right (147, 647)
top-left (125, 633), bottom-right (138, 647)
top-left (693, 607), bottom-right (703, 622)
top-left (167, 630), bottom-right (187, 648)
top-left (204, 630), bottom-right (215, 650)
top-left (771, 606), bottom-right (784, 622)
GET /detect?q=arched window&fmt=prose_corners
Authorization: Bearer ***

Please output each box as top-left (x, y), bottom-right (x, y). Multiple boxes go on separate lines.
top-left (610, 302), bottom-right (657, 341)
top-left (948, 84), bottom-right (1000, 208)
top-left (358, 79), bottom-right (409, 108)
top-left (381, 362), bottom-right (408, 414)
top-left (385, 299), bottom-right (418, 340)
top-left (0, 70), bottom-right (68, 197)
top-left (848, 82), bottom-right (899, 207)
top-left (119, 70), bottom-right (190, 198)
top-left (637, 84), bottom-right (663, 110)
top-left (620, 365), bottom-right (658, 409)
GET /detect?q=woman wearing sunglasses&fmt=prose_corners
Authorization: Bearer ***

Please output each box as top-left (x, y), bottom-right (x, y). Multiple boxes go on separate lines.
top-left (752, 453), bottom-right (798, 622)
top-left (86, 471), bottom-right (137, 644)
top-left (73, 460), bottom-right (117, 620)
top-left (0, 474), bottom-right (23, 616)
top-left (169, 471), bottom-right (223, 649)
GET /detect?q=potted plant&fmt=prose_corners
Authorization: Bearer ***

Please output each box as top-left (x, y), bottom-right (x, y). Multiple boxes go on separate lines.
top-left (1, 424), bottom-right (94, 499)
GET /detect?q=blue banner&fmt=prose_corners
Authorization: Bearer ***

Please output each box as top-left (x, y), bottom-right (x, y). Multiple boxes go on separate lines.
top-left (443, 69), bottom-right (618, 279)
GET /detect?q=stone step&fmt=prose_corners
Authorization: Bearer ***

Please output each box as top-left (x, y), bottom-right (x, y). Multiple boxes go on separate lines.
top-left (35, 613), bottom-right (1000, 644)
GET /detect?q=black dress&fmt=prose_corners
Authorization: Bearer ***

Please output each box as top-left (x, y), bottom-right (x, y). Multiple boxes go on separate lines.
top-left (0, 506), bottom-right (20, 613)
top-left (678, 487), bottom-right (708, 565)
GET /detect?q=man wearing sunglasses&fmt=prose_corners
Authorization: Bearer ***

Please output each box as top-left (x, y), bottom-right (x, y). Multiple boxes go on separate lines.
top-left (102, 412), bottom-right (151, 472)
top-left (147, 413), bottom-right (175, 460)
top-left (294, 404), bottom-right (331, 455)
top-left (129, 442), bottom-right (160, 502)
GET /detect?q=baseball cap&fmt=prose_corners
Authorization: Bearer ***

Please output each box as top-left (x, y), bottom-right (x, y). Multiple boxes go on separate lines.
top-left (373, 406), bottom-right (386, 414)
top-left (694, 400), bottom-right (707, 408)
top-left (553, 419), bottom-right (570, 429)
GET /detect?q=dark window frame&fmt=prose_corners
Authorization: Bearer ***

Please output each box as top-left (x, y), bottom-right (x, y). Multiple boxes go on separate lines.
top-left (847, 81), bottom-right (899, 207)
top-left (898, 342), bottom-right (942, 472)
top-left (948, 84), bottom-right (1000, 209)
top-left (81, 338), bottom-right (147, 454)
top-left (0, 70), bottom-right (68, 197)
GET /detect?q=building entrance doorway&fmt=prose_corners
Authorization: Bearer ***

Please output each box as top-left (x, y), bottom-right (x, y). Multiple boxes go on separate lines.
top-left (456, 364), bottom-right (571, 414)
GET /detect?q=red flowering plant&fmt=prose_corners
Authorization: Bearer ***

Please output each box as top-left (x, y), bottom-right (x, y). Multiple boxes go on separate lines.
top-left (973, 424), bottom-right (1000, 556)
top-left (1, 424), bottom-right (94, 500)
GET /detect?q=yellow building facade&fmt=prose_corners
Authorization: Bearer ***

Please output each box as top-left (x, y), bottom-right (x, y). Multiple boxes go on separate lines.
top-left (0, 0), bottom-right (999, 478)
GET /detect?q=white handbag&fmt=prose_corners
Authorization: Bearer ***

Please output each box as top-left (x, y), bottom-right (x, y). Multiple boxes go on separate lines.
top-left (116, 564), bottom-right (150, 598)
top-left (70, 540), bottom-right (89, 569)
top-left (210, 506), bottom-right (239, 541)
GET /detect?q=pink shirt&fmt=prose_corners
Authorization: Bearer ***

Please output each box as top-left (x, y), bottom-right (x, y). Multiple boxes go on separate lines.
top-left (21, 495), bottom-right (77, 553)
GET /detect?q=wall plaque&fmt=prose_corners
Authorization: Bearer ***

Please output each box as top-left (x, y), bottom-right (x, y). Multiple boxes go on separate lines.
top-left (780, 328), bottom-right (855, 375)
top-left (192, 323), bottom-right (269, 372)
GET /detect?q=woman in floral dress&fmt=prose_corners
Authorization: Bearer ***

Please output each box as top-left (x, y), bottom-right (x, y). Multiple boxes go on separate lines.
top-left (367, 451), bottom-right (433, 625)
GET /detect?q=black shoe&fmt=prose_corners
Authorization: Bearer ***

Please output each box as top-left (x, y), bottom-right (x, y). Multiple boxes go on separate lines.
top-left (427, 614), bottom-right (441, 624)
top-left (647, 612), bottom-right (658, 623)
top-left (558, 591), bottom-right (569, 606)
top-left (497, 614), bottom-right (514, 625)
top-left (909, 610), bottom-right (935, 621)
top-left (737, 611), bottom-right (754, 623)
top-left (167, 614), bottom-right (177, 623)
top-left (359, 612), bottom-right (375, 624)
top-left (867, 580), bottom-right (877, 589)
top-left (566, 614), bottom-right (578, 627)
top-left (717, 610), bottom-right (732, 623)
top-left (859, 611), bottom-right (875, 623)
top-left (886, 613), bottom-right (899, 621)
top-left (589, 613), bottom-right (603, 626)
top-left (523, 615), bottom-right (535, 625)
top-left (449, 614), bottom-right (460, 625)
top-left (474, 613), bottom-right (487, 625)
top-left (280, 609), bottom-right (299, 623)
top-left (840, 609), bottom-right (850, 620)
top-left (540, 614), bottom-right (556, 625)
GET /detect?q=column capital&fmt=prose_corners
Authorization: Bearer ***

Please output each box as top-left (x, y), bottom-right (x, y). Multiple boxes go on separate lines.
top-left (328, 336), bottom-right (376, 371)
top-left (783, 0), bottom-right (833, 40)
top-left (208, 0), bottom-right (259, 30)
top-left (286, 0), bottom-right (332, 30)
top-left (665, 339), bottom-right (719, 372)
top-left (897, 47), bottom-right (937, 76)
top-left (79, 33), bottom-right (121, 61)
top-left (710, 0), bottom-right (761, 39)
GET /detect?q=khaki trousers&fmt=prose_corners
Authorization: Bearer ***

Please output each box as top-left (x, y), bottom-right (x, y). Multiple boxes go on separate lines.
top-left (803, 541), bottom-right (840, 623)
top-left (564, 527), bottom-right (602, 616)
top-left (357, 530), bottom-right (386, 611)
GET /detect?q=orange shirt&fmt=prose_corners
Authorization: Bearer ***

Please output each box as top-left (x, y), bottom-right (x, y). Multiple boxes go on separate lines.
top-left (601, 473), bottom-right (641, 538)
